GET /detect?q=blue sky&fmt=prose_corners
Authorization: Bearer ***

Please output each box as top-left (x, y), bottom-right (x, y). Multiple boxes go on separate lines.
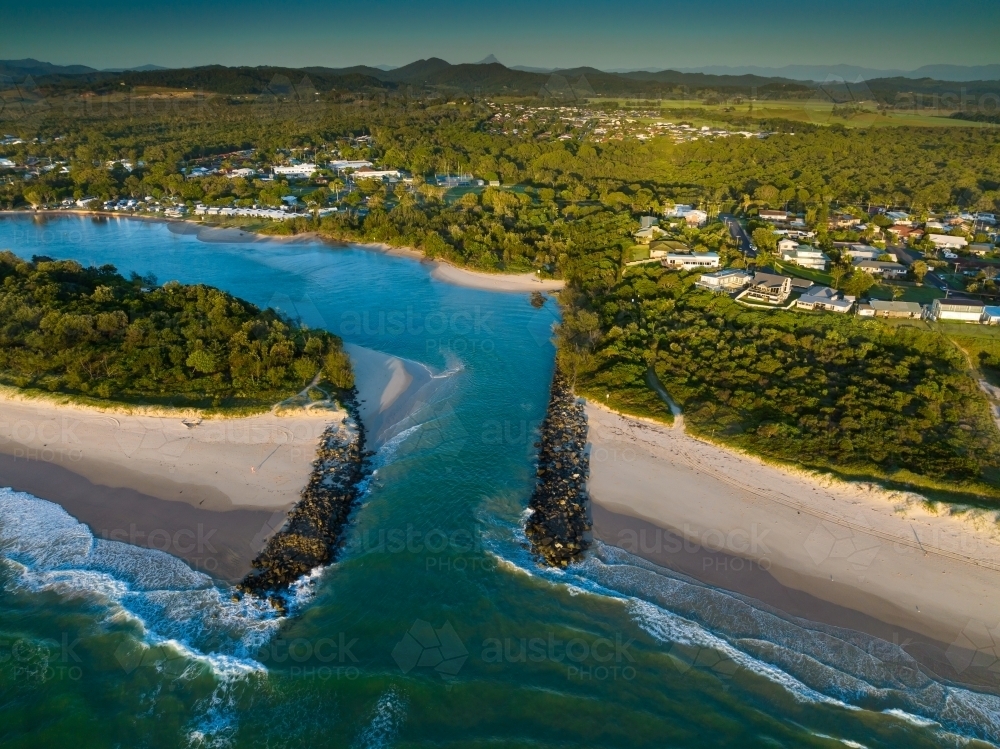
top-left (5, 0), bottom-right (999, 71)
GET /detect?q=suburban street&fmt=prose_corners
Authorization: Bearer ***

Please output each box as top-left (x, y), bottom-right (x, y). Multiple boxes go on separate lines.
top-left (720, 213), bottom-right (756, 258)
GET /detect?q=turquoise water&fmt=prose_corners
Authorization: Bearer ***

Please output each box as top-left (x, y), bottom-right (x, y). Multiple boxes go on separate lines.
top-left (0, 214), bottom-right (997, 748)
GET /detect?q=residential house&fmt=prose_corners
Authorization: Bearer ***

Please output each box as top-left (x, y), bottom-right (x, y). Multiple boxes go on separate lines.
top-left (696, 269), bottom-right (752, 292)
top-left (795, 286), bottom-right (853, 313)
top-left (682, 209), bottom-right (708, 227)
top-left (639, 216), bottom-right (659, 229)
top-left (273, 163), bottom-right (318, 178)
top-left (648, 239), bottom-right (689, 259)
top-left (354, 166), bottom-right (405, 180)
top-left (634, 225), bottom-right (666, 244)
top-left (853, 260), bottom-right (907, 278)
top-left (777, 238), bottom-right (799, 253)
top-left (664, 204), bottom-right (693, 217)
top-left (845, 244), bottom-right (896, 262)
top-left (969, 243), bottom-right (995, 256)
top-left (928, 233), bottom-right (969, 250)
top-left (829, 213), bottom-right (861, 229)
top-left (759, 210), bottom-right (789, 223)
top-left (0, 158), bottom-right (15, 169)
top-left (227, 168), bottom-right (256, 179)
top-left (744, 272), bottom-right (792, 304)
top-left (868, 300), bottom-right (924, 318)
top-left (887, 225), bottom-right (923, 242)
top-left (885, 211), bottom-right (912, 225)
top-left (329, 160), bottom-right (374, 172)
top-left (662, 252), bottom-right (720, 270)
top-left (929, 298), bottom-right (984, 322)
top-left (781, 245), bottom-right (829, 271)
top-left (983, 306), bottom-right (1000, 324)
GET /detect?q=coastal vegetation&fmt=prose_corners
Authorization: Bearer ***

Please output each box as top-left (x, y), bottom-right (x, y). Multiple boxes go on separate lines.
top-left (0, 251), bottom-right (353, 411)
top-left (568, 262), bottom-right (1000, 500)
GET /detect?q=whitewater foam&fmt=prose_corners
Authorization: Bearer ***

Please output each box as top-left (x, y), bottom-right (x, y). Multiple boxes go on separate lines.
top-left (0, 487), bottom-right (280, 679)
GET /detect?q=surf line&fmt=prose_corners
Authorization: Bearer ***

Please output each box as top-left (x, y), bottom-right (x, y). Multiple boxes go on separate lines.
top-left (525, 368), bottom-right (591, 567)
top-left (237, 388), bottom-right (371, 612)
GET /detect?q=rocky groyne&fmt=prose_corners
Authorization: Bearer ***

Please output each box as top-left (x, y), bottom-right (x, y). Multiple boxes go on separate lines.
top-left (525, 369), bottom-right (591, 567)
top-left (238, 391), bottom-right (369, 610)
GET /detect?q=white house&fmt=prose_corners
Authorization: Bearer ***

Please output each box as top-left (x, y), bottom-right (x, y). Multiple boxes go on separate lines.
top-left (661, 252), bottom-right (720, 270)
top-left (353, 167), bottom-right (404, 180)
top-left (696, 269), bottom-right (752, 292)
top-left (930, 298), bottom-right (984, 322)
top-left (983, 306), bottom-right (1000, 324)
top-left (759, 210), bottom-right (789, 223)
top-left (273, 163), bottom-right (318, 178)
top-left (853, 259), bottom-right (907, 278)
top-left (777, 238), bottom-right (798, 253)
top-left (665, 204), bottom-right (693, 217)
top-left (0, 158), bottom-right (15, 169)
top-left (845, 244), bottom-right (895, 262)
top-left (682, 209), bottom-right (708, 227)
top-left (781, 245), bottom-right (829, 271)
top-left (795, 286), bottom-right (853, 313)
top-left (928, 233), bottom-right (969, 250)
top-left (327, 160), bottom-right (374, 172)
top-left (227, 168), bottom-right (256, 178)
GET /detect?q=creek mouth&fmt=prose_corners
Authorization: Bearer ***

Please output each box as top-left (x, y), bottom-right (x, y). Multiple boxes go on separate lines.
top-left (238, 390), bottom-right (370, 611)
top-left (525, 369), bottom-right (592, 567)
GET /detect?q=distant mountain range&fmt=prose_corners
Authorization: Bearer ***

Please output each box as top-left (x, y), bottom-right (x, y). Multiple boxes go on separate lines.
top-left (0, 58), bottom-right (168, 77)
top-left (669, 63), bottom-right (1000, 82)
top-left (5, 57), bottom-right (997, 84)
top-left (515, 62), bottom-right (1000, 82)
top-left (3, 57), bottom-right (998, 102)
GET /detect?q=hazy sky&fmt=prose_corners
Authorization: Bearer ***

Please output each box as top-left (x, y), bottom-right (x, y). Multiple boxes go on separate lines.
top-left (5, 0), bottom-right (999, 71)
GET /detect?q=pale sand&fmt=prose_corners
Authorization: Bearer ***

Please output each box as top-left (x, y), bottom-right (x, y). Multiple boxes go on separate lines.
top-left (0, 345), bottom-right (442, 578)
top-left (0, 391), bottom-right (344, 512)
top-left (345, 343), bottom-right (455, 447)
top-left (429, 263), bottom-right (565, 292)
top-left (585, 402), bottom-right (1000, 647)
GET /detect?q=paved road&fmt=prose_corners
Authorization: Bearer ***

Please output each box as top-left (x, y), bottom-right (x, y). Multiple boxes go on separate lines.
top-left (720, 213), bottom-right (756, 258)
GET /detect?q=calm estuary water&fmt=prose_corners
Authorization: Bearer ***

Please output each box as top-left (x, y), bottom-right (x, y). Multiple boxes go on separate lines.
top-left (0, 214), bottom-right (997, 748)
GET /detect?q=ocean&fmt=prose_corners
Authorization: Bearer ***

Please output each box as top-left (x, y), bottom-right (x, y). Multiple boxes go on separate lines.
top-left (0, 214), bottom-right (996, 748)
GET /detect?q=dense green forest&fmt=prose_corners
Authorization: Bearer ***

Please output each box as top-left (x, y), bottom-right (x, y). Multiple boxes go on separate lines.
top-left (0, 251), bottom-right (353, 411)
top-left (565, 260), bottom-right (1000, 498)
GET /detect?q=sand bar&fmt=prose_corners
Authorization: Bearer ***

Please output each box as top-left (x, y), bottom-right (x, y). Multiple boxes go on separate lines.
top-left (430, 262), bottom-right (565, 292)
top-left (585, 402), bottom-right (1000, 658)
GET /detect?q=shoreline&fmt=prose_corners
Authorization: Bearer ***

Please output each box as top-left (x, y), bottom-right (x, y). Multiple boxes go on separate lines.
top-left (0, 344), bottom-right (441, 582)
top-left (1, 209), bottom-right (565, 293)
top-left (585, 402), bottom-right (1000, 657)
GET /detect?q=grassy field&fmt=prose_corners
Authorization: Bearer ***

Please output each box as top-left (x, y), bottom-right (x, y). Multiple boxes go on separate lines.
top-left (590, 98), bottom-right (998, 130)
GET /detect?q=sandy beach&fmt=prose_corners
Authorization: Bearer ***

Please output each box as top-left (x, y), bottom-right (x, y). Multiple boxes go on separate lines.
top-left (585, 402), bottom-right (1000, 677)
top-left (430, 262), bottom-right (565, 292)
top-left (0, 344), bottom-right (441, 580)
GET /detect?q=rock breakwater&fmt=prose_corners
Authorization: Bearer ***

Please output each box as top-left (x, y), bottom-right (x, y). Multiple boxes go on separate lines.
top-left (525, 369), bottom-right (591, 567)
top-left (238, 391), bottom-right (368, 610)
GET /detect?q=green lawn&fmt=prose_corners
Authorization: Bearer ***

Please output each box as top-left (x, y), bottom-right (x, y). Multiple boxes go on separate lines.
top-left (629, 244), bottom-right (651, 261)
top-left (868, 283), bottom-right (945, 304)
top-left (772, 260), bottom-right (833, 285)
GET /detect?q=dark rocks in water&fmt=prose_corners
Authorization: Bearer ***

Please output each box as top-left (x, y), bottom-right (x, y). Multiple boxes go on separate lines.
top-left (530, 291), bottom-right (547, 309)
top-left (525, 368), bottom-right (591, 567)
top-left (237, 389), bottom-right (369, 612)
